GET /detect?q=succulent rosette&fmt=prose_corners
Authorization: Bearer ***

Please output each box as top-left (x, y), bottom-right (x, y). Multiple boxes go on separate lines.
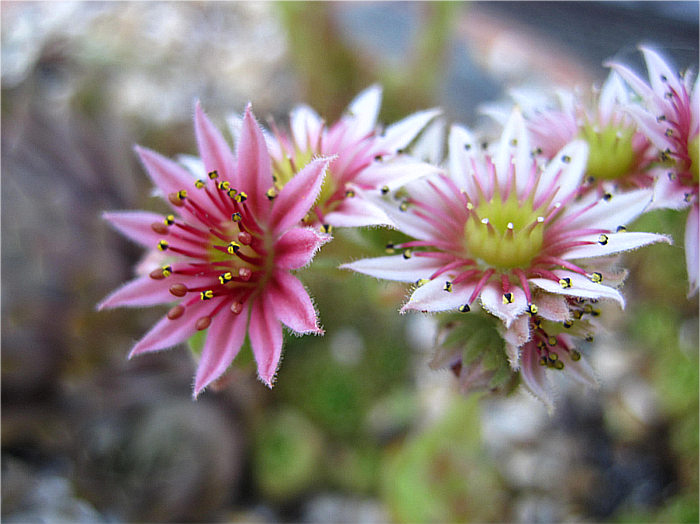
top-left (229, 85), bottom-right (442, 230)
top-left (98, 102), bottom-right (332, 395)
top-left (607, 46), bottom-right (699, 296)
top-left (343, 109), bottom-right (669, 377)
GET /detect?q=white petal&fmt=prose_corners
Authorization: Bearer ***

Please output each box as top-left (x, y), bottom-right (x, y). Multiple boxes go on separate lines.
top-left (561, 188), bottom-right (653, 231)
top-left (529, 270), bottom-right (625, 307)
top-left (290, 104), bottom-right (323, 152)
top-left (341, 255), bottom-right (442, 283)
top-left (402, 278), bottom-right (478, 313)
top-left (346, 84), bottom-right (382, 140)
top-left (356, 157), bottom-right (442, 192)
top-left (324, 195), bottom-right (394, 228)
top-left (448, 123), bottom-right (480, 197)
top-left (379, 108), bottom-right (442, 153)
top-left (532, 292), bottom-right (570, 322)
top-left (536, 140), bottom-right (588, 205)
top-left (562, 231), bottom-right (671, 260)
top-left (686, 204), bottom-right (699, 297)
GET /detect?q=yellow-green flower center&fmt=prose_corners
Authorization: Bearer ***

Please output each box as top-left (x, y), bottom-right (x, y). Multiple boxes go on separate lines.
top-left (464, 191), bottom-right (545, 269)
top-left (689, 135), bottom-right (699, 184)
top-left (579, 123), bottom-right (636, 181)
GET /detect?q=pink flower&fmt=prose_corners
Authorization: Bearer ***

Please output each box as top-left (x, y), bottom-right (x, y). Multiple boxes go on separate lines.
top-left (343, 109), bottom-right (669, 367)
top-left (98, 102), bottom-right (332, 395)
top-left (607, 46), bottom-right (699, 296)
top-left (230, 85), bottom-right (442, 230)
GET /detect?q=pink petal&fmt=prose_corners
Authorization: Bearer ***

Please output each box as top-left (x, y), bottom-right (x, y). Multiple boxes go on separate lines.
top-left (532, 292), bottom-right (570, 322)
top-left (135, 145), bottom-right (197, 198)
top-left (324, 195), bottom-right (394, 228)
top-left (97, 276), bottom-right (175, 310)
top-left (479, 282), bottom-right (528, 328)
top-left (378, 108), bottom-right (442, 152)
top-left (606, 61), bottom-right (657, 107)
top-left (129, 296), bottom-right (227, 357)
top-left (248, 293), bottom-right (283, 387)
top-left (686, 203), bottom-right (699, 297)
top-left (270, 157), bottom-right (331, 234)
top-left (290, 104), bottom-right (323, 152)
top-left (268, 270), bottom-right (322, 334)
top-left (341, 254), bottom-right (443, 283)
top-left (562, 231), bottom-right (671, 260)
top-left (345, 84), bottom-right (382, 141)
top-left (103, 210), bottom-right (169, 248)
top-left (275, 227), bottom-right (331, 270)
top-left (650, 170), bottom-right (693, 211)
top-left (402, 278), bottom-right (478, 313)
top-left (529, 270), bottom-right (625, 307)
top-left (237, 104), bottom-right (275, 223)
top-left (193, 300), bottom-right (250, 397)
top-left (520, 343), bottom-right (554, 411)
top-left (194, 100), bottom-right (238, 187)
top-left (640, 46), bottom-right (683, 101)
top-left (494, 108), bottom-right (530, 191)
top-left (498, 315), bottom-right (531, 369)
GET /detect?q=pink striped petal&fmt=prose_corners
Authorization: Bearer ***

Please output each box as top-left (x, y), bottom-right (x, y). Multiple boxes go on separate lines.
top-left (237, 104), bottom-right (275, 223)
top-left (529, 270), bottom-right (625, 307)
top-left (193, 300), bottom-right (250, 397)
top-left (194, 101), bottom-right (237, 186)
top-left (290, 104), bottom-right (323, 152)
top-left (498, 315), bottom-right (531, 369)
top-left (686, 204), bottom-right (699, 297)
top-left (270, 157), bottom-right (331, 234)
top-left (248, 293), bottom-right (283, 387)
top-left (402, 279), bottom-right (478, 313)
top-left (97, 276), bottom-right (174, 310)
top-left (129, 296), bottom-right (227, 357)
top-left (520, 343), bottom-right (554, 412)
top-left (275, 227), bottom-right (330, 270)
top-left (562, 188), bottom-right (653, 231)
top-left (135, 145), bottom-right (196, 197)
top-left (103, 210), bottom-right (169, 248)
top-left (341, 254), bottom-right (443, 283)
top-left (268, 270), bottom-right (322, 334)
top-left (562, 231), bottom-right (671, 260)
top-left (479, 283), bottom-right (528, 328)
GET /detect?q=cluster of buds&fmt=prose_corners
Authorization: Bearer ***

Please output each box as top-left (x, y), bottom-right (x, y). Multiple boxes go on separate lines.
top-left (100, 46), bottom-right (696, 409)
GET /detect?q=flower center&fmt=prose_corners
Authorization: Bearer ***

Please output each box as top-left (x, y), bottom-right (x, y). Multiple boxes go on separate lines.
top-left (464, 191), bottom-right (545, 270)
top-left (689, 135), bottom-right (699, 184)
top-left (579, 123), bottom-right (636, 181)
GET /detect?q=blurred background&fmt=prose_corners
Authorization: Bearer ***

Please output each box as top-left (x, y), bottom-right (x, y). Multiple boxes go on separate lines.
top-left (2, 2), bottom-right (698, 522)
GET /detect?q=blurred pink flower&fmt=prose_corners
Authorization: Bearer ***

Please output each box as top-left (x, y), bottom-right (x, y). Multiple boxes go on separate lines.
top-left (343, 109), bottom-right (669, 367)
top-left (99, 102), bottom-right (331, 395)
top-left (607, 46), bottom-right (699, 296)
top-left (230, 85), bottom-right (442, 230)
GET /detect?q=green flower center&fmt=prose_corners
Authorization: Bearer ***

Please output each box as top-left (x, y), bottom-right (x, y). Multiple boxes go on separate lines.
top-left (579, 123), bottom-right (636, 181)
top-left (464, 191), bottom-right (545, 270)
top-left (689, 135), bottom-right (699, 184)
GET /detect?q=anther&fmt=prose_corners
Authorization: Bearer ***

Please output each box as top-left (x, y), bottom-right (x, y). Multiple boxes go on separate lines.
top-left (158, 240), bottom-right (169, 251)
top-left (603, 193), bottom-right (612, 202)
top-left (554, 360), bottom-right (565, 370)
top-left (219, 272), bottom-right (233, 285)
top-left (169, 284), bottom-right (188, 297)
top-left (415, 278), bottom-right (430, 287)
top-left (230, 302), bottom-right (243, 314)
top-left (538, 356), bottom-right (548, 367)
top-left (385, 242), bottom-right (395, 254)
top-left (167, 305), bottom-right (185, 320)
top-left (570, 349), bottom-right (582, 361)
top-left (586, 175), bottom-right (595, 185)
top-left (150, 268), bottom-right (166, 280)
top-left (200, 290), bottom-right (214, 300)
top-left (239, 268), bottom-right (252, 281)
top-left (165, 215), bottom-right (175, 226)
top-left (548, 336), bottom-right (558, 347)
top-left (684, 193), bottom-right (694, 203)
top-left (510, 138), bottom-right (517, 146)
top-left (668, 172), bottom-right (676, 181)
top-left (444, 281), bottom-right (453, 292)
top-left (227, 188), bottom-right (238, 198)
top-left (168, 192), bottom-right (186, 207)
top-left (563, 320), bottom-right (574, 328)
top-left (227, 242), bottom-right (241, 254)
top-left (151, 222), bottom-right (169, 234)
top-left (231, 212), bottom-right (242, 222)
top-left (177, 190), bottom-right (188, 200)
top-left (502, 292), bottom-right (514, 305)
top-left (162, 265), bottom-right (173, 277)
top-left (381, 185), bottom-right (390, 195)
top-left (238, 231), bottom-right (252, 245)
top-left (195, 180), bottom-right (205, 189)
top-left (375, 155), bottom-right (383, 162)
top-left (458, 304), bottom-right (471, 313)
top-left (598, 234), bottom-right (609, 245)
top-left (195, 316), bottom-right (212, 330)
top-left (345, 189), bottom-right (355, 198)
top-left (218, 181), bottom-right (230, 191)
top-left (616, 225), bottom-right (626, 233)
top-left (399, 201), bottom-right (409, 212)
top-left (533, 319), bottom-right (542, 330)
top-left (320, 224), bottom-right (333, 234)
top-left (527, 304), bottom-right (538, 316)
top-left (559, 277), bottom-right (572, 289)
top-left (464, 143), bottom-right (472, 151)
top-left (402, 249), bottom-right (412, 259)
top-left (562, 155), bottom-right (571, 163)
top-left (266, 187), bottom-right (277, 200)
top-left (665, 129), bottom-right (674, 137)
top-left (590, 272), bottom-right (603, 283)
top-left (585, 335), bottom-right (594, 342)
top-left (235, 191), bottom-right (248, 203)
top-left (208, 170), bottom-right (219, 180)
top-left (591, 308), bottom-right (601, 317)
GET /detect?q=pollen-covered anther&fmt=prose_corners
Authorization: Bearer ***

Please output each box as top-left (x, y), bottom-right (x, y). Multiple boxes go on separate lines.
top-left (415, 278), bottom-right (430, 287)
top-left (684, 193), bottom-right (694, 203)
top-left (238, 231), bottom-right (252, 245)
top-left (538, 356), bottom-right (548, 366)
top-left (563, 319), bottom-right (574, 329)
top-left (444, 281), bottom-right (453, 292)
top-left (218, 181), bottom-right (231, 191)
top-left (345, 189), bottom-right (355, 198)
top-left (320, 224), bottom-right (333, 234)
top-left (570, 349), bottom-right (582, 361)
top-left (559, 277), bottom-right (572, 289)
top-left (385, 242), bottom-right (395, 254)
top-left (616, 225), bottom-right (627, 233)
top-left (402, 249), bottom-right (412, 259)
top-left (219, 272), bottom-right (233, 285)
top-left (502, 292), bottom-right (514, 305)
top-left (227, 188), bottom-right (238, 198)
top-left (585, 335), bottom-right (594, 342)
top-left (458, 304), bottom-right (471, 313)
top-left (158, 240), bottom-right (169, 251)
top-left (200, 290), bottom-right (214, 300)
top-left (227, 242), bottom-right (241, 254)
top-left (548, 336), bottom-right (558, 347)
top-left (235, 191), bottom-right (248, 203)
top-left (167, 305), bottom-right (185, 320)
top-left (399, 201), bottom-right (409, 212)
top-left (169, 284), bottom-right (188, 297)
top-left (603, 193), bottom-right (612, 202)
top-left (526, 304), bottom-right (538, 316)
top-left (562, 155), bottom-right (571, 163)
top-left (151, 222), bottom-right (169, 234)
top-left (230, 301), bottom-right (243, 314)
top-left (590, 272), bottom-right (603, 283)
top-left (208, 170), bottom-right (219, 180)
top-left (239, 267), bottom-right (252, 281)
top-left (195, 180), bottom-right (205, 189)
top-left (266, 187), bottom-right (277, 200)
top-left (381, 185), bottom-right (390, 195)
top-left (162, 265), bottom-right (173, 277)
top-left (231, 212), bottom-right (242, 222)
top-left (149, 268), bottom-right (166, 280)
top-left (553, 360), bottom-right (565, 370)
top-left (195, 316), bottom-right (212, 330)
top-left (598, 234), bottom-right (609, 245)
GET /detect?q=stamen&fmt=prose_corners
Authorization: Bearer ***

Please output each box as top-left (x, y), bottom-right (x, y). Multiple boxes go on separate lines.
top-left (458, 304), bottom-right (471, 313)
top-left (158, 240), bottom-right (169, 251)
top-left (150, 268), bottom-right (166, 280)
top-left (590, 272), bottom-right (603, 283)
top-left (385, 242), bottom-right (395, 254)
top-left (200, 290), bottom-right (214, 300)
top-left (151, 223), bottom-right (168, 235)
top-left (227, 242), bottom-right (241, 254)
top-left (232, 212), bottom-right (242, 222)
top-left (238, 231), bottom-right (253, 245)
top-left (559, 277), bottom-right (572, 289)
top-left (195, 316), bottom-right (212, 330)
top-left (208, 170), bottom-right (219, 180)
top-left (403, 249), bottom-right (412, 259)
top-left (169, 284), bottom-right (188, 297)
top-left (162, 266), bottom-right (173, 277)
top-left (195, 180), bottom-right (205, 189)
top-left (165, 215), bottom-right (175, 226)
top-left (526, 304), bottom-right (538, 316)
top-left (219, 272), bottom-right (233, 285)
top-left (598, 234), bottom-right (609, 245)
top-left (167, 305), bottom-right (185, 320)
top-left (235, 191), bottom-right (248, 203)
top-left (239, 268), bottom-right (252, 281)
top-left (320, 224), bottom-right (333, 234)
top-left (502, 292), bottom-right (514, 305)
top-left (444, 281), bottom-right (453, 292)
top-left (570, 349), bottom-right (581, 361)
top-left (230, 302), bottom-right (244, 314)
